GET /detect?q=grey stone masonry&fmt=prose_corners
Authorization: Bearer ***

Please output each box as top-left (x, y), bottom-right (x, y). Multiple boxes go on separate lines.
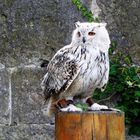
top-left (11, 66), bottom-right (54, 125)
top-left (0, 0), bottom-right (85, 67)
top-left (0, 68), bottom-right (10, 125)
top-left (0, 124), bottom-right (54, 140)
top-left (97, 0), bottom-right (140, 65)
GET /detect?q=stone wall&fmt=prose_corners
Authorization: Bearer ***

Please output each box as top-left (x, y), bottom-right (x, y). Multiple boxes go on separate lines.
top-left (0, 0), bottom-right (139, 139)
top-left (97, 0), bottom-right (140, 65)
top-left (0, 0), bottom-right (85, 139)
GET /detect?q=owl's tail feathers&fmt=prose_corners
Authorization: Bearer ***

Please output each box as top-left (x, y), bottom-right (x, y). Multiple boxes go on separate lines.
top-left (42, 87), bottom-right (58, 116)
top-left (46, 96), bottom-right (58, 117)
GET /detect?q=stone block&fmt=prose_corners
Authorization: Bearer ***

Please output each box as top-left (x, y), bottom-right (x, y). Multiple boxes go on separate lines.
top-left (0, 67), bottom-right (10, 124)
top-left (96, 0), bottom-right (140, 64)
top-left (0, 0), bottom-right (85, 67)
top-left (0, 124), bottom-right (54, 140)
top-left (11, 66), bottom-right (54, 125)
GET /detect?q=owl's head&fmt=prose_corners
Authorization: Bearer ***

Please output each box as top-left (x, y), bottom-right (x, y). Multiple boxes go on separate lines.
top-left (71, 21), bottom-right (111, 52)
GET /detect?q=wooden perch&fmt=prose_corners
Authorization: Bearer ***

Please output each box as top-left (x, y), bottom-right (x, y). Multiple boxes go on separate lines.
top-left (55, 111), bottom-right (125, 140)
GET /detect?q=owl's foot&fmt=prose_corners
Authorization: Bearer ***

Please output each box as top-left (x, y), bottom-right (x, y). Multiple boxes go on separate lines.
top-left (88, 103), bottom-right (121, 112)
top-left (54, 99), bottom-right (73, 109)
top-left (85, 97), bottom-right (121, 112)
top-left (89, 103), bottom-right (108, 111)
top-left (60, 104), bottom-right (82, 112)
top-left (109, 108), bottom-right (121, 112)
top-left (86, 97), bottom-right (108, 111)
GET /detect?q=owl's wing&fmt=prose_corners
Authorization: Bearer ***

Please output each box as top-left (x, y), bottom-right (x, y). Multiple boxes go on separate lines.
top-left (42, 50), bottom-right (80, 100)
top-left (97, 52), bottom-right (110, 91)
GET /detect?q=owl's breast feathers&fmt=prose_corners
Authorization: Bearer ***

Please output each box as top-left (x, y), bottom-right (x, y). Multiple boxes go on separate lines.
top-left (95, 51), bottom-right (109, 90)
top-left (42, 45), bottom-right (109, 100)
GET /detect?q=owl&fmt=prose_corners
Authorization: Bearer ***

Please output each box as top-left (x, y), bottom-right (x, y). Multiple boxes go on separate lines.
top-left (41, 21), bottom-right (111, 116)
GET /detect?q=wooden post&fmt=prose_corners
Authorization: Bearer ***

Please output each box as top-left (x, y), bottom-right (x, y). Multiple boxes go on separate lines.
top-left (55, 111), bottom-right (125, 140)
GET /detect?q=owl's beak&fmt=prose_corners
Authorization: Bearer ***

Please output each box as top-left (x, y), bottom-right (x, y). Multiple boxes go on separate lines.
top-left (82, 37), bottom-right (86, 43)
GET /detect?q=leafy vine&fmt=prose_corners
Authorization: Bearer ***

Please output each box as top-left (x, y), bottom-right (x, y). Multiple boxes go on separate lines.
top-left (72, 0), bottom-right (100, 22)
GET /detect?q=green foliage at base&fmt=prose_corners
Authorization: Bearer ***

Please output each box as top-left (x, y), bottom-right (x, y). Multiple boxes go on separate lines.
top-left (76, 103), bottom-right (88, 111)
top-left (94, 42), bottom-right (140, 136)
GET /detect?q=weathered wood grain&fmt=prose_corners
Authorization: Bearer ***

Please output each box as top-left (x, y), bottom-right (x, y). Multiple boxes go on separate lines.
top-left (55, 111), bottom-right (125, 140)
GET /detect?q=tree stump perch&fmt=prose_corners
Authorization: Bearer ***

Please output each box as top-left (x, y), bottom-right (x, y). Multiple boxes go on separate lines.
top-left (55, 111), bottom-right (125, 140)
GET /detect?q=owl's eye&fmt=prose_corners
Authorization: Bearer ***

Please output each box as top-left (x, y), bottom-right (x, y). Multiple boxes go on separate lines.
top-left (88, 32), bottom-right (96, 36)
top-left (77, 31), bottom-right (81, 37)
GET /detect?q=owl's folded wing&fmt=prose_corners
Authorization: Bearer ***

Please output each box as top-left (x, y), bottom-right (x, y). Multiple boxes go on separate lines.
top-left (97, 53), bottom-right (110, 91)
top-left (42, 52), bottom-right (80, 100)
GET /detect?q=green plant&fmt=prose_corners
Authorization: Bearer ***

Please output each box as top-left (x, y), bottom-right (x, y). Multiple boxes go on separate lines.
top-left (72, 0), bottom-right (100, 22)
top-left (76, 103), bottom-right (88, 111)
top-left (93, 42), bottom-right (140, 136)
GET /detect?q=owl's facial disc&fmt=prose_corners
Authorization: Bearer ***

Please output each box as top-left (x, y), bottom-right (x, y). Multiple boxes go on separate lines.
top-left (74, 22), bottom-right (101, 46)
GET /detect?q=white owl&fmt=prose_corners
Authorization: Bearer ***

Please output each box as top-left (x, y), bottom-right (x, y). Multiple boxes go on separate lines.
top-left (41, 22), bottom-right (111, 116)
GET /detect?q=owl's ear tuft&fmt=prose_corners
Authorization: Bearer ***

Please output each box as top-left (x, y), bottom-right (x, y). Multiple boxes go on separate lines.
top-left (99, 23), bottom-right (107, 27)
top-left (75, 21), bottom-right (81, 28)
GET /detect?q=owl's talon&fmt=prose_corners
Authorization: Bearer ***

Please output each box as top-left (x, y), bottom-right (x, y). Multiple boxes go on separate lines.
top-left (89, 103), bottom-right (108, 111)
top-left (60, 104), bottom-right (82, 112)
top-left (109, 108), bottom-right (121, 112)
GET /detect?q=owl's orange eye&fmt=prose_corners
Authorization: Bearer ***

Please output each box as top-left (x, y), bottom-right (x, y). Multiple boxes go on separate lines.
top-left (88, 32), bottom-right (95, 36)
top-left (77, 31), bottom-right (81, 37)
